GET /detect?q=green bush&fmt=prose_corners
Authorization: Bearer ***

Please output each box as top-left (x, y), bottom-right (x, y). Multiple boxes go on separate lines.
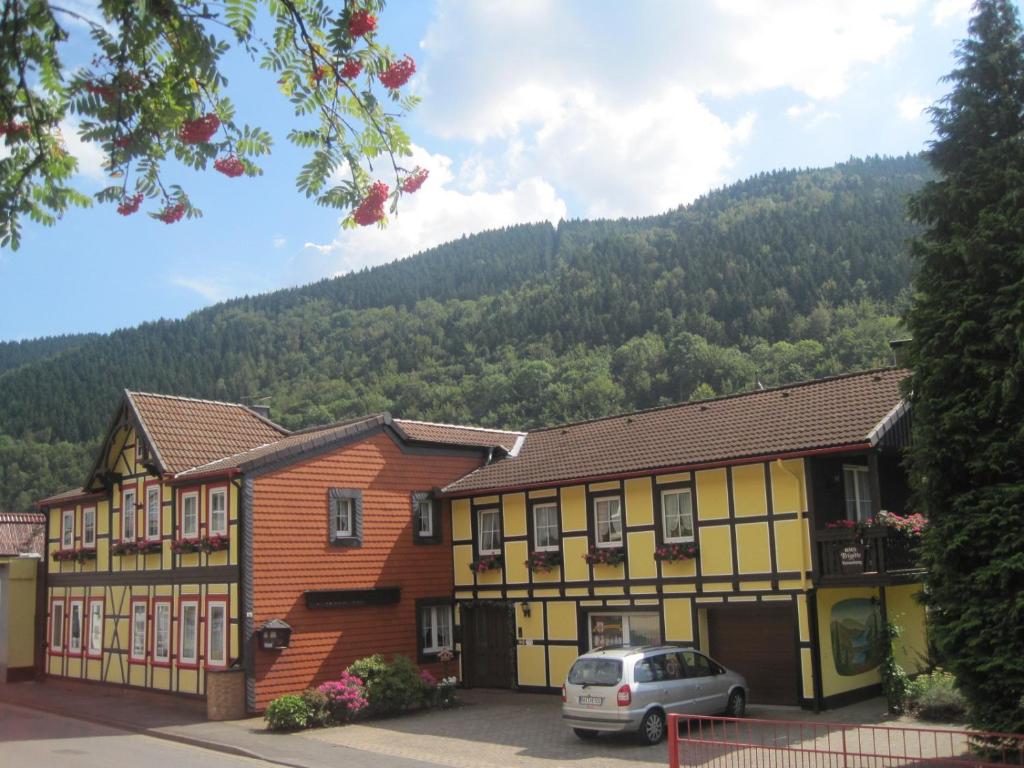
top-left (906, 669), bottom-right (968, 722)
top-left (264, 694), bottom-right (312, 731)
top-left (346, 654), bottom-right (430, 716)
top-left (301, 687), bottom-right (333, 727)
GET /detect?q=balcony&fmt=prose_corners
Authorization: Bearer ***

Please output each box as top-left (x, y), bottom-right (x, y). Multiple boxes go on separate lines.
top-left (813, 525), bottom-right (923, 584)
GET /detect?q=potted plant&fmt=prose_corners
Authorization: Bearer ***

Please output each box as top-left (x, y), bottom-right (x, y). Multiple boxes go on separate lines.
top-left (202, 533), bottom-right (229, 552)
top-left (172, 537), bottom-right (202, 554)
top-left (524, 550), bottom-right (562, 573)
top-left (469, 554), bottom-right (502, 572)
top-left (583, 545), bottom-right (625, 566)
top-left (653, 543), bottom-right (699, 562)
top-left (136, 540), bottom-right (162, 555)
top-left (111, 540), bottom-right (138, 556)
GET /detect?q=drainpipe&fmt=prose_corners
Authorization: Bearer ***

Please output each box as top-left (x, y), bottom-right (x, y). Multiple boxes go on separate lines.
top-left (776, 458), bottom-right (810, 592)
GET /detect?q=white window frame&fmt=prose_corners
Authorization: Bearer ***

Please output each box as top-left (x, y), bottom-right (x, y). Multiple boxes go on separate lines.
top-left (68, 599), bottom-right (84, 654)
top-left (122, 488), bottom-right (136, 541)
top-left (844, 465), bottom-right (873, 522)
top-left (153, 601), bottom-right (171, 664)
top-left (532, 503), bottom-right (559, 551)
top-left (88, 599), bottom-right (104, 656)
top-left (82, 506), bottom-right (96, 548)
top-left (181, 491), bottom-right (199, 539)
top-left (179, 600), bottom-right (199, 665)
top-left (420, 604), bottom-right (453, 653)
top-left (50, 600), bottom-right (65, 652)
top-left (332, 497), bottom-right (354, 539)
top-left (61, 509), bottom-right (74, 548)
top-left (594, 496), bottom-right (623, 548)
top-left (130, 600), bottom-right (147, 662)
top-left (661, 489), bottom-right (695, 543)
top-left (477, 508), bottom-right (501, 555)
top-left (416, 498), bottom-right (434, 538)
top-left (145, 485), bottom-right (161, 541)
top-left (207, 599), bottom-right (228, 668)
top-left (209, 488), bottom-right (228, 536)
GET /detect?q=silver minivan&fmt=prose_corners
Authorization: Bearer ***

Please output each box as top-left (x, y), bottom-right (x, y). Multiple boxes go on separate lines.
top-left (561, 645), bottom-right (747, 745)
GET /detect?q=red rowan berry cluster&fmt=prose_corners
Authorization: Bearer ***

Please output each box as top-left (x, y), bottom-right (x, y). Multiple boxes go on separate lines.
top-left (340, 58), bottom-right (363, 79)
top-left (214, 155), bottom-right (245, 177)
top-left (352, 180), bottom-right (389, 226)
top-left (179, 113), bottom-right (220, 144)
top-left (379, 55), bottom-right (415, 89)
top-left (400, 167), bottom-right (428, 193)
top-left (85, 81), bottom-right (116, 102)
top-left (117, 193), bottom-right (144, 216)
top-left (313, 65), bottom-right (328, 83)
top-left (0, 121), bottom-right (29, 137)
top-left (157, 202), bottom-right (187, 224)
top-left (113, 135), bottom-right (133, 148)
top-left (348, 9), bottom-right (377, 37)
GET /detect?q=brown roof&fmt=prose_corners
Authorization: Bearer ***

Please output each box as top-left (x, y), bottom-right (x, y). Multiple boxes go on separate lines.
top-left (393, 419), bottom-right (524, 453)
top-left (128, 391), bottom-right (289, 474)
top-left (442, 368), bottom-right (909, 495)
top-left (0, 512), bottom-right (46, 556)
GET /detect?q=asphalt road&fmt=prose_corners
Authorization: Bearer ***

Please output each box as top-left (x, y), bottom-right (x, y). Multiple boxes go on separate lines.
top-left (0, 701), bottom-right (281, 768)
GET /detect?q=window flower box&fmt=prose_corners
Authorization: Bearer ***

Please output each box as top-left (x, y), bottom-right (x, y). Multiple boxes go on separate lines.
top-left (111, 541), bottom-right (138, 556)
top-left (136, 540), bottom-right (162, 555)
top-left (202, 533), bottom-right (229, 553)
top-left (654, 543), bottom-right (699, 562)
top-left (52, 548), bottom-right (79, 562)
top-left (583, 546), bottom-right (625, 566)
top-left (172, 537), bottom-right (202, 554)
top-left (469, 554), bottom-right (502, 573)
top-left (524, 550), bottom-right (562, 573)
top-left (76, 547), bottom-right (97, 562)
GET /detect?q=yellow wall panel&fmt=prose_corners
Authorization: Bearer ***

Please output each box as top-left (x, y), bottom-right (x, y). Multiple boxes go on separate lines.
top-left (531, 565), bottom-right (562, 583)
top-left (735, 522), bottom-right (772, 574)
top-left (594, 586), bottom-right (626, 595)
top-left (560, 486), bottom-right (587, 531)
top-left (624, 478), bottom-right (653, 527)
top-left (517, 645), bottom-right (547, 687)
top-left (774, 518), bottom-right (806, 574)
top-left (732, 463), bottom-right (767, 517)
top-left (740, 581), bottom-right (772, 591)
top-left (655, 472), bottom-right (692, 485)
top-left (453, 544), bottom-right (474, 586)
top-left (528, 489), bottom-right (557, 499)
top-left (518, 603), bottom-right (544, 640)
top-left (507, 590), bottom-right (528, 598)
top-left (592, 562), bottom-right (624, 582)
top-left (885, 583), bottom-right (928, 674)
top-left (771, 459), bottom-right (807, 514)
top-left (699, 525), bottom-right (734, 576)
top-left (502, 493), bottom-right (527, 538)
top-left (565, 588), bottom-right (589, 596)
top-left (801, 648), bottom-right (815, 699)
top-left (626, 530), bottom-right (656, 579)
top-left (474, 495), bottom-right (500, 506)
top-left (548, 645), bottom-right (579, 687)
top-left (588, 481), bottom-right (620, 493)
top-left (796, 594), bottom-right (810, 642)
top-left (695, 469), bottom-right (729, 520)
top-left (663, 583), bottom-right (696, 594)
top-left (532, 588), bottom-right (560, 597)
top-left (660, 557), bottom-right (698, 579)
top-left (476, 567), bottom-right (503, 587)
top-left (664, 598), bottom-right (693, 642)
top-left (452, 498), bottom-right (472, 541)
top-left (546, 601), bottom-right (578, 641)
top-left (562, 536), bottom-right (589, 581)
top-left (504, 540), bottom-right (529, 584)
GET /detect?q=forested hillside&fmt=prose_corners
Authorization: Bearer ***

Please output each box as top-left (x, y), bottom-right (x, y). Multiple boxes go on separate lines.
top-left (0, 155), bottom-right (930, 510)
top-left (0, 333), bottom-right (101, 375)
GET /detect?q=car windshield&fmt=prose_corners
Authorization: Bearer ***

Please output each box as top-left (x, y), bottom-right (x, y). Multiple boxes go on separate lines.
top-left (568, 658), bottom-right (622, 686)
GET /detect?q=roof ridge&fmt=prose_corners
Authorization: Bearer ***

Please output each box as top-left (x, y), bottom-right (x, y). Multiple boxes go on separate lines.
top-left (394, 417), bottom-right (526, 437)
top-left (127, 390), bottom-right (290, 434)
top-left (289, 413), bottom-right (387, 436)
top-left (529, 367), bottom-right (906, 435)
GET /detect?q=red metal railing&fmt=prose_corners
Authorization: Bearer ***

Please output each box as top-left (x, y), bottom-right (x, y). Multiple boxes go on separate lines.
top-left (667, 714), bottom-right (1024, 768)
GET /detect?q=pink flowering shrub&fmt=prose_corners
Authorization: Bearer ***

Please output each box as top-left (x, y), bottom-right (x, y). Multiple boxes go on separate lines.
top-left (419, 669), bottom-right (438, 687)
top-left (317, 671), bottom-right (368, 722)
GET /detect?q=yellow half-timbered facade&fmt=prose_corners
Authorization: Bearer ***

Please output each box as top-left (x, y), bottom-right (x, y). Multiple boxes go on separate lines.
top-left (442, 369), bottom-right (928, 709)
top-left (39, 392), bottom-right (280, 698)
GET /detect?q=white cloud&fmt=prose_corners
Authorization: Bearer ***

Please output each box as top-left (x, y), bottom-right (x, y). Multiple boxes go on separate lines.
top-left (298, 145), bottom-right (567, 277)
top-left (932, 0), bottom-right (973, 25)
top-left (59, 120), bottom-right (107, 181)
top-left (172, 276), bottom-right (229, 302)
top-left (786, 103), bottom-right (817, 120)
top-left (897, 94), bottom-right (931, 121)
top-left (272, 236), bottom-right (287, 249)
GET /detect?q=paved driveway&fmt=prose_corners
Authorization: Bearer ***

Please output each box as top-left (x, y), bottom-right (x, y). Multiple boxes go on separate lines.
top-left (299, 690), bottom-right (901, 768)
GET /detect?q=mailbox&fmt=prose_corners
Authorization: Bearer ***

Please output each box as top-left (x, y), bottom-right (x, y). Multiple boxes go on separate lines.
top-left (258, 618), bottom-right (292, 650)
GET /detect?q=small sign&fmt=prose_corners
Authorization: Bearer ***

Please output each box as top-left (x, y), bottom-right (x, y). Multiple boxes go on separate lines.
top-left (840, 544), bottom-right (864, 574)
top-left (517, 639), bottom-right (534, 646)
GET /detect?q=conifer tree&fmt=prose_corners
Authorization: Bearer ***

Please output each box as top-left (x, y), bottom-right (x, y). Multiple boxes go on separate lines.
top-left (905, 0), bottom-right (1024, 734)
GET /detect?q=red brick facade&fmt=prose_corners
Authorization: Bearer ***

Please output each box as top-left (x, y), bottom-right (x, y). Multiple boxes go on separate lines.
top-left (251, 430), bottom-right (481, 707)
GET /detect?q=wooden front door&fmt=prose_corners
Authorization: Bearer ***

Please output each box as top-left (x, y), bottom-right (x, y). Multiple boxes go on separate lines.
top-left (462, 602), bottom-right (514, 688)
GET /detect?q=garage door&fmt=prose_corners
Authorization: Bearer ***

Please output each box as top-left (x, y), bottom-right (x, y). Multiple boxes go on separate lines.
top-left (707, 605), bottom-right (799, 706)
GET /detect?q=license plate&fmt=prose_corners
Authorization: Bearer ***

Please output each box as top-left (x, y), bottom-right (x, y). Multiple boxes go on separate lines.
top-left (578, 695), bottom-right (603, 706)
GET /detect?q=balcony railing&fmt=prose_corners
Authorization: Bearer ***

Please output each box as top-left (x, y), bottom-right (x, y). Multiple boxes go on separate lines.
top-left (814, 525), bottom-right (922, 581)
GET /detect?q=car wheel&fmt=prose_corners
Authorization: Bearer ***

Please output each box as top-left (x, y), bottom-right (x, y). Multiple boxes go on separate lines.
top-left (638, 709), bottom-right (666, 745)
top-left (573, 728), bottom-right (599, 740)
top-left (725, 689), bottom-right (746, 717)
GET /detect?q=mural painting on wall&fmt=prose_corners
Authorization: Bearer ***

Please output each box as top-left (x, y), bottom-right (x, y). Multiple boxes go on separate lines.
top-left (830, 598), bottom-right (883, 676)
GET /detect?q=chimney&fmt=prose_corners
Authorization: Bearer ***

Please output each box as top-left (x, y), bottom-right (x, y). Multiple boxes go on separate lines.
top-left (889, 338), bottom-right (912, 367)
top-left (248, 404), bottom-right (271, 420)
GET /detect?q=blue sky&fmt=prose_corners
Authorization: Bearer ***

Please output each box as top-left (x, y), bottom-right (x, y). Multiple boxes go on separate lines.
top-left (1, 0), bottom-right (979, 341)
